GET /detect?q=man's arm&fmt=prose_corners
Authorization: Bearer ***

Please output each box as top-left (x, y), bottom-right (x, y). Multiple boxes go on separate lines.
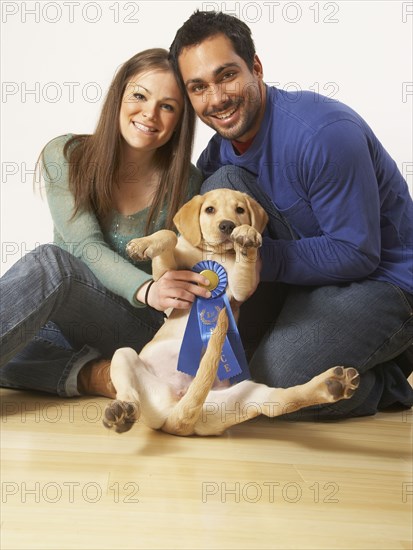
top-left (261, 120), bottom-right (383, 284)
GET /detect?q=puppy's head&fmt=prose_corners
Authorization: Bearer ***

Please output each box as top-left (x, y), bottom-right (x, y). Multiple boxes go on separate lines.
top-left (173, 189), bottom-right (268, 249)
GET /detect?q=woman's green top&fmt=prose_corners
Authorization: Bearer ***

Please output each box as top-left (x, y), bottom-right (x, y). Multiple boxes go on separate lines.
top-left (42, 134), bottom-right (203, 307)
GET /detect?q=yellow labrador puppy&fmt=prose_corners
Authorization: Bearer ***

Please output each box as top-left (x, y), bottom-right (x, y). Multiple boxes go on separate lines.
top-left (103, 189), bottom-right (359, 436)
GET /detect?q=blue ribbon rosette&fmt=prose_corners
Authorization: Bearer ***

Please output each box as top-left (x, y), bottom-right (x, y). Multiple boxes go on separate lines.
top-left (177, 260), bottom-right (250, 384)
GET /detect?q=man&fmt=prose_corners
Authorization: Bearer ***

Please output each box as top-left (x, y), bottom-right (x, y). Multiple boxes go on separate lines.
top-left (169, 10), bottom-right (413, 419)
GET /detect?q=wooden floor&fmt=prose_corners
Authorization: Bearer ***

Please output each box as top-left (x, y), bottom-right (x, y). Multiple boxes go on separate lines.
top-left (1, 387), bottom-right (412, 550)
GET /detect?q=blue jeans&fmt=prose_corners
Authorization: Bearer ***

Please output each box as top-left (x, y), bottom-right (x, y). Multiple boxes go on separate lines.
top-left (201, 165), bottom-right (413, 419)
top-left (0, 245), bottom-right (164, 397)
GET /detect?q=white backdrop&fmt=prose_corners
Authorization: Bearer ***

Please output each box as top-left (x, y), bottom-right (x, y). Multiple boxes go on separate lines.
top-left (1, 0), bottom-right (412, 275)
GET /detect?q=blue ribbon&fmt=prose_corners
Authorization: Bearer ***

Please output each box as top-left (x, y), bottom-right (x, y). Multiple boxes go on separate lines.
top-left (177, 260), bottom-right (250, 384)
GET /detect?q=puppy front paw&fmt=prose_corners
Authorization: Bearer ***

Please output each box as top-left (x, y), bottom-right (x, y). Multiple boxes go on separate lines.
top-left (126, 237), bottom-right (154, 260)
top-left (127, 231), bottom-right (177, 260)
top-left (231, 225), bottom-right (262, 250)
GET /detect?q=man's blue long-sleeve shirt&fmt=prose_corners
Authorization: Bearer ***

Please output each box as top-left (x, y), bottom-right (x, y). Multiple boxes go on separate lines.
top-left (197, 85), bottom-right (413, 294)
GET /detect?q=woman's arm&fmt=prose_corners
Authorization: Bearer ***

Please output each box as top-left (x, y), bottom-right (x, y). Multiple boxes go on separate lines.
top-left (42, 135), bottom-right (152, 307)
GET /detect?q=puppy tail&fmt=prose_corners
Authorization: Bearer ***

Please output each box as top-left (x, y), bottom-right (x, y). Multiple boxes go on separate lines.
top-left (161, 308), bottom-right (229, 436)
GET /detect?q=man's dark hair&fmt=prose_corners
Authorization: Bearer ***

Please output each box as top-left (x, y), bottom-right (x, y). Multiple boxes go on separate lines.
top-left (169, 10), bottom-right (256, 78)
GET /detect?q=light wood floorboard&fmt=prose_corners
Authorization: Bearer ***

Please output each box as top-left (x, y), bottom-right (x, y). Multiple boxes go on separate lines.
top-left (1, 388), bottom-right (412, 550)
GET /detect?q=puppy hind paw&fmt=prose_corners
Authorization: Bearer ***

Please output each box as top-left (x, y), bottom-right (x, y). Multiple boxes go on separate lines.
top-left (103, 400), bottom-right (140, 434)
top-left (324, 366), bottom-right (360, 401)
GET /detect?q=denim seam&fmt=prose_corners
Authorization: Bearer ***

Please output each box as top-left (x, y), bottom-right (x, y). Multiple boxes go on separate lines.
top-left (360, 314), bottom-right (413, 369)
top-left (384, 282), bottom-right (413, 314)
top-left (30, 336), bottom-right (70, 352)
top-left (1, 287), bottom-right (62, 344)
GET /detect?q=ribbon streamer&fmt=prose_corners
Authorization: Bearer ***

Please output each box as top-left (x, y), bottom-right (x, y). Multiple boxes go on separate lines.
top-left (177, 260), bottom-right (250, 384)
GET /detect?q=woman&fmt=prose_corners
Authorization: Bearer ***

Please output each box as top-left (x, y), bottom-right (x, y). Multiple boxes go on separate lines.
top-left (0, 48), bottom-right (210, 399)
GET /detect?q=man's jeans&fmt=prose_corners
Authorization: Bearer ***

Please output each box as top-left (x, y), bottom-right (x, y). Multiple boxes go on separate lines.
top-left (0, 245), bottom-right (164, 397)
top-left (201, 165), bottom-right (413, 419)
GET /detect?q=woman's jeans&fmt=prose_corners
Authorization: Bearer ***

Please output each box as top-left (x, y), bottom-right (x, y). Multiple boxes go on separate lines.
top-left (201, 165), bottom-right (413, 419)
top-left (0, 245), bottom-right (164, 397)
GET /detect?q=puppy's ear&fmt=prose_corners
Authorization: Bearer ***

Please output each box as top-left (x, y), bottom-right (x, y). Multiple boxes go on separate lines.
top-left (245, 195), bottom-right (268, 233)
top-left (173, 195), bottom-right (204, 247)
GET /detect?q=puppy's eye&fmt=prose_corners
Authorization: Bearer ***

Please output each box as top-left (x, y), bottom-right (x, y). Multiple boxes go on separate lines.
top-left (205, 206), bottom-right (215, 214)
top-left (236, 207), bottom-right (245, 214)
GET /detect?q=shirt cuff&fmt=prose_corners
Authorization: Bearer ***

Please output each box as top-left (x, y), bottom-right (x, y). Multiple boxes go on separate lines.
top-left (130, 275), bottom-right (154, 308)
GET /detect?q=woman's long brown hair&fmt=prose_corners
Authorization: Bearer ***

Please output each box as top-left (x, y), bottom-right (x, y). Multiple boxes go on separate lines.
top-left (49, 48), bottom-right (196, 233)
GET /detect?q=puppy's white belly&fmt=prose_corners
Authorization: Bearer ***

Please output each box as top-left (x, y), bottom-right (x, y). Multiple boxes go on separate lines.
top-left (139, 311), bottom-right (229, 395)
top-left (139, 313), bottom-right (194, 395)
top-left (140, 340), bottom-right (193, 396)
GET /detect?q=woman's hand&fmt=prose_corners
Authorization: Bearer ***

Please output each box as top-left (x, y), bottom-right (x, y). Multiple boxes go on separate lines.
top-left (137, 270), bottom-right (212, 311)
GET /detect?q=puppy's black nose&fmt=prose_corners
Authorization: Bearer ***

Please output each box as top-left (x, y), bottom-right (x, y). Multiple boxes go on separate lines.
top-left (219, 220), bottom-right (236, 235)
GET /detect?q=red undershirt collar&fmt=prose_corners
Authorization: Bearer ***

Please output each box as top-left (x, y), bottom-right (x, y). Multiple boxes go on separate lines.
top-left (231, 135), bottom-right (256, 155)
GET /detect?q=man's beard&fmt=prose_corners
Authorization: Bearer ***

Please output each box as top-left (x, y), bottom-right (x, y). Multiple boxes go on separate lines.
top-left (202, 96), bottom-right (261, 141)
